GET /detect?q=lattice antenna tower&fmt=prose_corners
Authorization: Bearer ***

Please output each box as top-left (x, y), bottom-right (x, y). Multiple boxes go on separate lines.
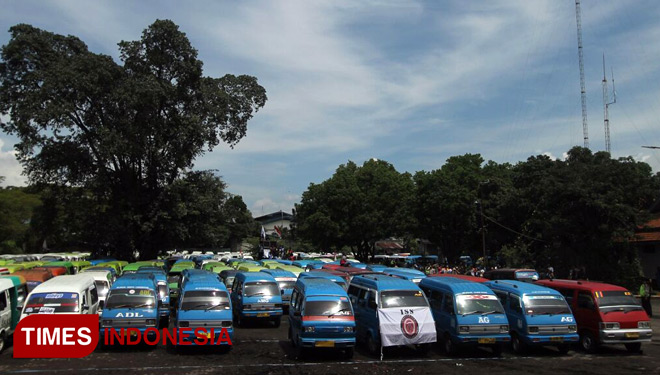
top-left (602, 54), bottom-right (616, 154)
top-left (575, 0), bottom-right (589, 148)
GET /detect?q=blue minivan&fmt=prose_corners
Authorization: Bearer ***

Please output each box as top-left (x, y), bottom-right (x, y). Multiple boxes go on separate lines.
top-left (347, 274), bottom-right (436, 355)
top-left (231, 272), bottom-right (283, 327)
top-left (419, 277), bottom-right (509, 355)
top-left (100, 274), bottom-right (160, 344)
top-left (173, 275), bottom-right (233, 349)
top-left (262, 269), bottom-right (297, 309)
top-left (484, 280), bottom-right (579, 354)
top-left (289, 277), bottom-right (356, 359)
top-left (136, 267), bottom-right (170, 325)
top-left (298, 271), bottom-right (348, 290)
top-left (381, 268), bottom-right (426, 285)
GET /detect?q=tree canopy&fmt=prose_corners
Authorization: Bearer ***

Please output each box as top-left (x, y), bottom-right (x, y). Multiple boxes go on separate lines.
top-left (0, 20), bottom-right (266, 258)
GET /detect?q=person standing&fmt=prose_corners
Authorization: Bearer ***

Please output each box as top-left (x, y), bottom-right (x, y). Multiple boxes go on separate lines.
top-left (640, 278), bottom-right (653, 317)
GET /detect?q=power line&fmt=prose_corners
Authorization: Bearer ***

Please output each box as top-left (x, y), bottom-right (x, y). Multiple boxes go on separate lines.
top-left (482, 213), bottom-right (548, 243)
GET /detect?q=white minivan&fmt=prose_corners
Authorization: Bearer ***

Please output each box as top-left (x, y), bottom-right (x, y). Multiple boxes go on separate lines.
top-left (21, 274), bottom-right (100, 320)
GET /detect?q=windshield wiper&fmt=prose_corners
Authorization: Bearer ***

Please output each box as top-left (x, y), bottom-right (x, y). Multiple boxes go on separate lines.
top-left (205, 303), bottom-right (228, 311)
top-left (246, 292), bottom-right (267, 297)
top-left (480, 310), bottom-right (499, 315)
top-left (106, 304), bottom-right (135, 309)
top-left (328, 308), bottom-right (350, 318)
top-left (461, 311), bottom-right (483, 316)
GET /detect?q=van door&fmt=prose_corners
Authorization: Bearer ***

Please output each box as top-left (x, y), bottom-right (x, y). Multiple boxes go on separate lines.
top-left (508, 294), bottom-right (524, 335)
top-left (89, 285), bottom-right (99, 314)
top-left (575, 291), bottom-right (599, 337)
top-left (0, 290), bottom-right (11, 332)
top-left (80, 289), bottom-right (90, 314)
top-left (364, 290), bottom-right (379, 342)
top-left (439, 292), bottom-right (454, 337)
top-left (289, 290), bottom-right (303, 339)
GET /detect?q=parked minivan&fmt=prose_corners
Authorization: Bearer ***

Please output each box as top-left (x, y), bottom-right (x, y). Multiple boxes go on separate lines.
top-left (485, 280), bottom-right (578, 354)
top-left (262, 269), bottom-right (297, 309)
top-left (231, 272), bottom-right (283, 327)
top-left (347, 274), bottom-right (436, 355)
top-left (0, 276), bottom-right (28, 352)
top-left (483, 268), bottom-right (539, 282)
top-left (174, 274), bottom-right (233, 349)
top-left (536, 279), bottom-right (652, 353)
top-left (21, 274), bottom-right (100, 320)
top-left (289, 277), bottom-right (355, 359)
top-left (381, 268), bottom-right (426, 285)
top-left (298, 271), bottom-right (348, 290)
top-left (100, 274), bottom-right (160, 343)
top-left (420, 277), bottom-right (509, 355)
top-left (82, 270), bottom-right (113, 309)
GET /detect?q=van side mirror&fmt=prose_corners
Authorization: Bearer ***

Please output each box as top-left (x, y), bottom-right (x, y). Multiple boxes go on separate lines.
top-left (99, 300), bottom-right (105, 309)
top-left (82, 304), bottom-right (89, 311)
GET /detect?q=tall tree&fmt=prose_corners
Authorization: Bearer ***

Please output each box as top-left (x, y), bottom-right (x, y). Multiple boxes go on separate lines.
top-left (0, 21), bottom-right (267, 258)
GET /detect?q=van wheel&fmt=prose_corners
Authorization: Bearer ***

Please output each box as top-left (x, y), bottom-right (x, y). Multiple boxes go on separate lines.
top-left (272, 317), bottom-right (281, 328)
top-left (0, 332), bottom-right (5, 353)
top-left (557, 344), bottom-right (570, 355)
top-left (625, 343), bottom-right (642, 353)
top-left (367, 334), bottom-right (379, 355)
top-left (443, 334), bottom-right (457, 355)
top-left (511, 333), bottom-right (527, 354)
top-left (579, 331), bottom-right (598, 354)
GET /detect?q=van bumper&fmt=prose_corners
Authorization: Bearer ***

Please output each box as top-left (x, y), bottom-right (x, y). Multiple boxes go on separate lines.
top-left (240, 309), bottom-right (283, 319)
top-left (524, 333), bottom-right (579, 345)
top-left (299, 337), bottom-right (356, 348)
top-left (455, 334), bottom-right (510, 345)
top-left (599, 328), bottom-right (653, 344)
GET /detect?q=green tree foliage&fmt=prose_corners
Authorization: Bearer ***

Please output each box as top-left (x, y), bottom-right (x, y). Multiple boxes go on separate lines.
top-left (0, 185), bottom-right (42, 253)
top-left (295, 159), bottom-right (415, 260)
top-left (0, 21), bottom-right (266, 258)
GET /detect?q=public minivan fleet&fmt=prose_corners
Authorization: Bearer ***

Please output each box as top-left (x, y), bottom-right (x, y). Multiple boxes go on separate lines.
top-left (21, 274), bottom-right (99, 320)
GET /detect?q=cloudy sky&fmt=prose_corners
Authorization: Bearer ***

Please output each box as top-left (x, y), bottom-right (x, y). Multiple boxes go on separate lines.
top-left (2, 0), bottom-right (660, 215)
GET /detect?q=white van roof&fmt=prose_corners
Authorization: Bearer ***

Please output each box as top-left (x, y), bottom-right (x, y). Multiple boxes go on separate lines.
top-left (30, 274), bottom-right (95, 294)
top-left (80, 270), bottom-right (112, 282)
top-left (0, 278), bottom-right (13, 291)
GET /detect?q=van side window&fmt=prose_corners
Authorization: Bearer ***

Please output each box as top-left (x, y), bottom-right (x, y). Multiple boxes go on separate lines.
top-left (290, 290), bottom-right (299, 310)
top-left (558, 289), bottom-right (574, 306)
top-left (16, 285), bottom-right (26, 306)
top-left (441, 293), bottom-right (454, 314)
top-left (367, 291), bottom-right (377, 310)
top-left (577, 291), bottom-right (596, 310)
top-left (509, 294), bottom-right (522, 314)
top-left (347, 285), bottom-right (360, 305)
top-left (494, 291), bottom-right (507, 306)
top-left (357, 289), bottom-right (368, 306)
top-left (81, 292), bottom-right (88, 309)
top-left (90, 286), bottom-right (99, 305)
top-left (0, 291), bottom-right (7, 310)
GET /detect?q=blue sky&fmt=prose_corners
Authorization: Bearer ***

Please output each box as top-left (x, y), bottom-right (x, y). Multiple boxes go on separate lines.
top-left (2, 0), bottom-right (660, 216)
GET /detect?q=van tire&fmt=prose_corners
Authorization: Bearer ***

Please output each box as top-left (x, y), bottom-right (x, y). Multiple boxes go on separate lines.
top-left (0, 332), bottom-right (5, 353)
top-left (511, 333), bottom-right (527, 354)
top-left (579, 331), bottom-right (598, 354)
top-left (625, 343), bottom-right (642, 353)
top-left (557, 344), bottom-right (570, 355)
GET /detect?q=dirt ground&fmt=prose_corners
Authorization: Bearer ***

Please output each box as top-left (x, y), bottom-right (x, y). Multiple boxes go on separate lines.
top-left (1, 299), bottom-right (659, 375)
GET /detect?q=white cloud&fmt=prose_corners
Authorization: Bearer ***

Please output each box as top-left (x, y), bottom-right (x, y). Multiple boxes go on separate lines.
top-left (0, 138), bottom-right (27, 187)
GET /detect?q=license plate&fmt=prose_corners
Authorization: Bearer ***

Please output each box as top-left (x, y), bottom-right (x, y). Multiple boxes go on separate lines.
top-left (478, 338), bottom-right (496, 344)
top-left (257, 313), bottom-right (270, 317)
top-left (550, 337), bottom-right (563, 342)
top-left (206, 332), bottom-right (212, 339)
top-left (124, 331), bottom-right (138, 338)
top-left (315, 341), bottom-right (335, 347)
top-left (625, 332), bottom-right (639, 339)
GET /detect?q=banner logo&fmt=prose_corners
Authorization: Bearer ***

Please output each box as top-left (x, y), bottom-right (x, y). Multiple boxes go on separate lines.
top-left (14, 314), bottom-right (99, 358)
top-left (400, 314), bottom-right (419, 339)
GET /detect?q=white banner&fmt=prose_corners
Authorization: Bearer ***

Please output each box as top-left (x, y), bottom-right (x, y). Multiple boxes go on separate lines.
top-left (377, 307), bottom-right (437, 347)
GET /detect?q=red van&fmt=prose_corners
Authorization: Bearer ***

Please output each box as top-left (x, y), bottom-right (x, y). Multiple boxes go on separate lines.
top-left (536, 279), bottom-right (652, 353)
top-left (427, 274), bottom-right (488, 283)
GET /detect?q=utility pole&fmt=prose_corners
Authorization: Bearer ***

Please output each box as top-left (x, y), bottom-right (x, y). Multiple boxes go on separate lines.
top-left (602, 54), bottom-right (616, 154)
top-left (575, 0), bottom-right (589, 149)
top-left (475, 200), bottom-right (487, 270)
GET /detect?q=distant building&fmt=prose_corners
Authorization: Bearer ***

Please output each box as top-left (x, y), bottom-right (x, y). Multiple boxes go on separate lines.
top-left (254, 210), bottom-right (293, 238)
top-left (632, 214), bottom-right (660, 279)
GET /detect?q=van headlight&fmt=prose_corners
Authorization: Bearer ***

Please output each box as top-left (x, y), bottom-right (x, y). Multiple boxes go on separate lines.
top-left (146, 319), bottom-right (157, 326)
top-left (528, 326), bottom-right (539, 334)
top-left (500, 325), bottom-right (509, 333)
top-left (179, 321), bottom-right (189, 328)
top-left (600, 322), bottom-right (620, 330)
top-left (344, 326), bottom-right (354, 333)
top-left (459, 326), bottom-right (470, 333)
top-left (102, 320), bottom-right (112, 327)
top-left (568, 325), bottom-right (577, 333)
top-left (638, 321), bottom-right (650, 329)
top-left (304, 326), bottom-right (315, 333)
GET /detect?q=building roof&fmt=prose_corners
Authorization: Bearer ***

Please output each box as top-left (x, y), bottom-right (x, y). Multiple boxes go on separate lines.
top-left (254, 211), bottom-right (293, 224)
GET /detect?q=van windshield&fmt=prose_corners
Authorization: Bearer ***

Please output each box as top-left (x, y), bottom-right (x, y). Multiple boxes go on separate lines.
top-left (167, 275), bottom-right (180, 286)
top-left (305, 299), bottom-right (353, 316)
top-left (105, 288), bottom-right (156, 309)
top-left (277, 280), bottom-right (296, 290)
top-left (456, 294), bottom-right (504, 315)
top-left (380, 290), bottom-right (428, 308)
top-left (523, 295), bottom-right (571, 315)
top-left (597, 291), bottom-right (643, 311)
top-left (24, 293), bottom-right (79, 314)
top-left (244, 282), bottom-right (280, 297)
top-left (181, 290), bottom-right (230, 310)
